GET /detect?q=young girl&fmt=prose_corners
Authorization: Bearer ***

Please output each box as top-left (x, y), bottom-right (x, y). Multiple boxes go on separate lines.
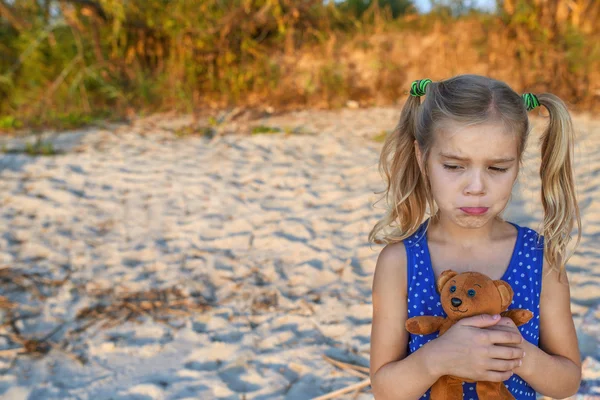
top-left (368, 74), bottom-right (582, 399)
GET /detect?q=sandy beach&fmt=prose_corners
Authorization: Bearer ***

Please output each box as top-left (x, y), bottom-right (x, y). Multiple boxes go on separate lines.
top-left (0, 107), bottom-right (598, 399)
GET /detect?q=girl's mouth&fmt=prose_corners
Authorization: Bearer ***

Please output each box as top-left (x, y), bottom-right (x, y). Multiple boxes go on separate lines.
top-left (460, 207), bottom-right (489, 215)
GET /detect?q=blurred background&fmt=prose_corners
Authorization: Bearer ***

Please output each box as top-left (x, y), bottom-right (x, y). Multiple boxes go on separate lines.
top-left (1, 0), bottom-right (599, 132)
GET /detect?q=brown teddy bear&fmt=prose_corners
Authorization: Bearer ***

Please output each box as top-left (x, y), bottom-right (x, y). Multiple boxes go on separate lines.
top-left (405, 269), bottom-right (533, 400)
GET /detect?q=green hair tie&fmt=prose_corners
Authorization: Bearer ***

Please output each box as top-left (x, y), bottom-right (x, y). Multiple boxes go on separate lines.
top-left (522, 93), bottom-right (540, 111)
top-left (410, 79), bottom-right (432, 97)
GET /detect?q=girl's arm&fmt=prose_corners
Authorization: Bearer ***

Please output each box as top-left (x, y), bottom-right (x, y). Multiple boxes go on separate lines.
top-left (512, 258), bottom-right (582, 398)
top-left (369, 243), bottom-right (441, 400)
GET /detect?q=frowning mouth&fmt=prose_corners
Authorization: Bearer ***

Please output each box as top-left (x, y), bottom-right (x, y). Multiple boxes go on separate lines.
top-left (452, 308), bottom-right (468, 313)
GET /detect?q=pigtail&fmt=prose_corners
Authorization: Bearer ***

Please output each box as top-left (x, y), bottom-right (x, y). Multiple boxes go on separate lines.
top-left (368, 93), bottom-right (435, 245)
top-left (536, 93), bottom-right (582, 275)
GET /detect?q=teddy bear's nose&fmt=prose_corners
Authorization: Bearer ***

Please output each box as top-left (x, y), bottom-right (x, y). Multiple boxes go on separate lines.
top-left (451, 298), bottom-right (462, 307)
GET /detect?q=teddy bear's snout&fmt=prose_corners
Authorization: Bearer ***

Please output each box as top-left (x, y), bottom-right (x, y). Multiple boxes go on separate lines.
top-left (451, 297), bottom-right (462, 307)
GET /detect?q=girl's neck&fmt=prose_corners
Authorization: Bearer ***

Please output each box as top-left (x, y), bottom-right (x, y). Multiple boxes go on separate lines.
top-left (427, 214), bottom-right (506, 249)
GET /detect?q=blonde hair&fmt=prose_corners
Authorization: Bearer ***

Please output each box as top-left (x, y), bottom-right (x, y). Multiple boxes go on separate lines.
top-left (368, 74), bottom-right (581, 274)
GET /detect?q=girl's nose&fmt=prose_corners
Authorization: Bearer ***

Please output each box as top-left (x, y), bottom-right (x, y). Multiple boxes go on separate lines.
top-left (464, 170), bottom-right (485, 195)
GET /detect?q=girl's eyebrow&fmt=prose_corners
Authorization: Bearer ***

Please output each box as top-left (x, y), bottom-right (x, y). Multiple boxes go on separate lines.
top-left (439, 152), bottom-right (516, 163)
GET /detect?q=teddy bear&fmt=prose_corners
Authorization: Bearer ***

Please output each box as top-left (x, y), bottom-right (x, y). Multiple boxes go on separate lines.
top-left (405, 269), bottom-right (533, 400)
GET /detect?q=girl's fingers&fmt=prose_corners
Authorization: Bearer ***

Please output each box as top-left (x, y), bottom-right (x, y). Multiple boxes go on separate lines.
top-left (486, 357), bottom-right (522, 372)
top-left (487, 344), bottom-right (525, 360)
top-left (481, 329), bottom-right (523, 345)
top-left (481, 370), bottom-right (514, 383)
top-left (458, 314), bottom-right (501, 328)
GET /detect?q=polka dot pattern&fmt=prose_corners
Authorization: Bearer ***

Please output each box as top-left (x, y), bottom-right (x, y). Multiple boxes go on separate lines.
top-left (404, 219), bottom-right (544, 399)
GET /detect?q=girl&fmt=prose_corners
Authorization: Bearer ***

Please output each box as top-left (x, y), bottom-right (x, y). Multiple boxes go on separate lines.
top-left (368, 75), bottom-right (582, 399)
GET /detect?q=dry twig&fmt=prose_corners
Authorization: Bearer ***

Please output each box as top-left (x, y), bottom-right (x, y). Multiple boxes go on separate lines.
top-left (312, 378), bottom-right (371, 400)
top-left (311, 354), bottom-right (371, 400)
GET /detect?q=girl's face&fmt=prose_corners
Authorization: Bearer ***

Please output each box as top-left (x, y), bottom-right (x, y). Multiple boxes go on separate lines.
top-left (416, 120), bottom-right (520, 229)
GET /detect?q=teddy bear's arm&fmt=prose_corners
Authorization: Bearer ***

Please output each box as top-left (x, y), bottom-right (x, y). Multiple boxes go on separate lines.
top-left (500, 309), bottom-right (534, 326)
top-left (405, 316), bottom-right (446, 335)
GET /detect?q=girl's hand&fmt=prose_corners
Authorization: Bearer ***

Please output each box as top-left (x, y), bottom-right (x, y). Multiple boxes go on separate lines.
top-left (483, 316), bottom-right (531, 376)
top-left (482, 316), bottom-right (524, 348)
top-left (424, 314), bottom-right (526, 382)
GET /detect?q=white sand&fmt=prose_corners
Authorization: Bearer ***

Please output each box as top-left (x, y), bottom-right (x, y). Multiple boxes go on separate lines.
top-left (0, 108), bottom-right (598, 399)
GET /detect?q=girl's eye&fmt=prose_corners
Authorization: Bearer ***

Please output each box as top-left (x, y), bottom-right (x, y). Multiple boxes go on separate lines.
top-left (443, 165), bottom-right (461, 171)
top-left (450, 286), bottom-right (456, 293)
top-left (467, 289), bottom-right (476, 297)
top-left (443, 165), bottom-right (508, 173)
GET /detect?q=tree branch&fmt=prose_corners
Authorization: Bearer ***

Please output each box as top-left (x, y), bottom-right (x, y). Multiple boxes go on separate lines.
top-left (61, 0), bottom-right (107, 21)
top-left (0, 0), bottom-right (32, 32)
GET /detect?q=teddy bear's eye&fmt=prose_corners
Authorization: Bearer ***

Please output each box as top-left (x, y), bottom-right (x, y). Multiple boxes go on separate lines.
top-left (467, 289), bottom-right (476, 297)
top-left (449, 285), bottom-right (456, 293)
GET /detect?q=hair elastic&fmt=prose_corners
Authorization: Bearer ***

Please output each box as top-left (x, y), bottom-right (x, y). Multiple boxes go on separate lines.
top-left (522, 93), bottom-right (540, 111)
top-left (410, 79), bottom-right (432, 97)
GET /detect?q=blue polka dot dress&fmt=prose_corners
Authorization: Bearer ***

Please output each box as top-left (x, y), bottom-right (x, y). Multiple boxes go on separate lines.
top-left (405, 218), bottom-right (544, 399)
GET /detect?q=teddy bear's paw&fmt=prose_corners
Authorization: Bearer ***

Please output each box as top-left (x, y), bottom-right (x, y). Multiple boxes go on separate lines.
top-left (475, 381), bottom-right (515, 400)
top-left (512, 309), bottom-right (534, 326)
top-left (431, 376), bottom-right (464, 400)
top-left (501, 309), bottom-right (534, 326)
top-left (406, 320), bottom-right (418, 334)
top-left (405, 316), bottom-right (446, 335)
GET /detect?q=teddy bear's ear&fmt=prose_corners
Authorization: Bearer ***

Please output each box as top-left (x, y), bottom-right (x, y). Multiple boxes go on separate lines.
top-left (437, 270), bottom-right (458, 293)
top-left (494, 280), bottom-right (514, 310)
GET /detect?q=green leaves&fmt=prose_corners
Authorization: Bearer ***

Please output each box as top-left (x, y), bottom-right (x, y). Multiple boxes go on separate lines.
top-left (0, 0), bottom-right (597, 129)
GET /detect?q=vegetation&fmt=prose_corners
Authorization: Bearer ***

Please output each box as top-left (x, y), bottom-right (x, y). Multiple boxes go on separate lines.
top-left (0, 0), bottom-right (599, 131)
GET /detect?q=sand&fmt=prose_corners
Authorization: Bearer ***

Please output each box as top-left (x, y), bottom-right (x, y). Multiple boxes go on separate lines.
top-left (0, 107), bottom-right (598, 399)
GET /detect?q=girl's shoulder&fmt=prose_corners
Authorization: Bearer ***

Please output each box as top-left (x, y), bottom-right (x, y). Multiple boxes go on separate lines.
top-left (402, 220), bottom-right (429, 248)
top-left (375, 241), bottom-right (408, 274)
top-left (512, 220), bottom-right (542, 235)
top-left (510, 220), bottom-right (545, 249)
top-left (373, 241), bottom-right (409, 303)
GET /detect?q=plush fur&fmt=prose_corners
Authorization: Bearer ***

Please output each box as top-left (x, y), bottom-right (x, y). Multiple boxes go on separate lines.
top-left (405, 270), bottom-right (533, 400)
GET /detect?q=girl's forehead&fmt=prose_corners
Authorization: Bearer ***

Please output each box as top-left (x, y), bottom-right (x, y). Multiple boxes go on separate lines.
top-left (431, 121), bottom-right (518, 156)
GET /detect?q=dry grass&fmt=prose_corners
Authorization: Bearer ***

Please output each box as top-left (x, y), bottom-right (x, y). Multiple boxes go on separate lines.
top-left (0, 264), bottom-right (214, 367)
top-left (0, 265), bottom-right (71, 299)
top-left (3, 1), bottom-right (599, 130)
top-left (75, 285), bottom-right (212, 331)
top-left (265, 18), bottom-right (600, 112)
top-left (0, 266), bottom-right (79, 366)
